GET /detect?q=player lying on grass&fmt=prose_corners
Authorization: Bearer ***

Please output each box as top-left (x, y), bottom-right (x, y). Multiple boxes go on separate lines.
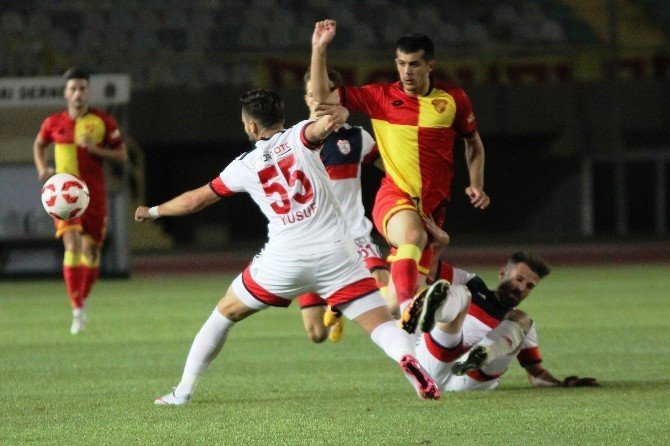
top-left (135, 88), bottom-right (439, 404)
top-left (402, 221), bottom-right (599, 390)
top-left (296, 68), bottom-right (390, 344)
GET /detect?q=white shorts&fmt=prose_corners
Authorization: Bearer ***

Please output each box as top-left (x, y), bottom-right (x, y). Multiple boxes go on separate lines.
top-left (415, 336), bottom-right (506, 392)
top-left (354, 236), bottom-right (388, 271)
top-left (233, 242), bottom-right (378, 310)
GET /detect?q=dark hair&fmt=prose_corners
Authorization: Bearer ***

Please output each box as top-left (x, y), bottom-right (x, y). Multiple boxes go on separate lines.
top-left (63, 67), bottom-right (90, 81)
top-left (508, 252), bottom-right (551, 278)
top-left (395, 33), bottom-right (435, 60)
top-left (303, 68), bottom-right (345, 89)
top-left (240, 89), bottom-right (285, 129)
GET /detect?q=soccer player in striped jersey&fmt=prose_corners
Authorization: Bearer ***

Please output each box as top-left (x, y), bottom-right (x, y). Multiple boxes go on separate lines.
top-left (310, 20), bottom-right (490, 321)
top-left (403, 226), bottom-right (599, 390)
top-left (297, 68), bottom-right (391, 344)
top-left (33, 67), bottom-right (128, 334)
top-left (136, 89), bottom-right (439, 404)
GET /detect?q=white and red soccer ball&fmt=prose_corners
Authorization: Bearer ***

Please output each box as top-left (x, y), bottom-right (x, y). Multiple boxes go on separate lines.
top-left (41, 173), bottom-right (90, 220)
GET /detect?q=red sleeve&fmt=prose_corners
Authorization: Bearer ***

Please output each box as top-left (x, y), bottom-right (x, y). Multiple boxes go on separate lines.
top-left (339, 84), bottom-right (383, 117)
top-left (209, 177), bottom-right (235, 197)
top-left (517, 346), bottom-right (543, 366)
top-left (100, 112), bottom-right (123, 148)
top-left (449, 87), bottom-right (477, 137)
top-left (39, 117), bottom-right (54, 144)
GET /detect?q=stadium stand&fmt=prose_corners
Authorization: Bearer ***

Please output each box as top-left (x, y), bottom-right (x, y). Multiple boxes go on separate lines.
top-left (0, 0), bottom-right (607, 87)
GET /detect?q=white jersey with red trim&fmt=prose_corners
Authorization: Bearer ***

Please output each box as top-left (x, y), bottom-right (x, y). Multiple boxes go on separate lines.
top-left (320, 124), bottom-right (378, 240)
top-left (439, 263), bottom-right (542, 368)
top-left (210, 120), bottom-right (351, 254)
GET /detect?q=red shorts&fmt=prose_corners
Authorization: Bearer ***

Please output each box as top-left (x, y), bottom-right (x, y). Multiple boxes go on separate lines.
top-left (372, 178), bottom-right (446, 276)
top-left (54, 200), bottom-right (107, 245)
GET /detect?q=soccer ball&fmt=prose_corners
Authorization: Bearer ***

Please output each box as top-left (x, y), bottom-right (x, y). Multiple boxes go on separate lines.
top-left (41, 173), bottom-right (90, 220)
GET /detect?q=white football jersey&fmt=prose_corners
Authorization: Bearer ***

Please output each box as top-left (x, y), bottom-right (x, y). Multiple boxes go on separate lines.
top-left (211, 120), bottom-right (351, 254)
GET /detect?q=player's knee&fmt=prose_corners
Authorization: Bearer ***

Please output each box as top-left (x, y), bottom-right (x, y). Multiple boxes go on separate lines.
top-left (403, 226), bottom-right (428, 248)
top-left (305, 325), bottom-right (328, 343)
top-left (504, 309), bottom-right (531, 333)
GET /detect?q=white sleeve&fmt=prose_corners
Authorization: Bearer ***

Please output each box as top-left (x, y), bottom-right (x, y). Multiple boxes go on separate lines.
top-left (360, 128), bottom-right (376, 159)
top-left (520, 321), bottom-right (539, 350)
top-left (219, 158), bottom-right (247, 193)
top-left (452, 267), bottom-right (476, 286)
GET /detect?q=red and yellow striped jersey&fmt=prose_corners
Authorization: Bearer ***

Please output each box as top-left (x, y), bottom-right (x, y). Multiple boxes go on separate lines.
top-left (339, 79), bottom-right (477, 215)
top-left (38, 108), bottom-right (123, 208)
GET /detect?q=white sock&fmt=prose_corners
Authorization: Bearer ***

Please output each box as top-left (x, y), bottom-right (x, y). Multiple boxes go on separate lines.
top-left (370, 320), bottom-right (416, 362)
top-left (477, 320), bottom-right (525, 364)
top-left (73, 307), bottom-right (85, 317)
top-left (174, 309), bottom-right (234, 397)
top-left (429, 327), bottom-right (462, 349)
top-left (437, 284), bottom-right (469, 323)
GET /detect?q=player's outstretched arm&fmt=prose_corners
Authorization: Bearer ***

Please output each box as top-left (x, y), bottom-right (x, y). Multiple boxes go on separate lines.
top-left (464, 131), bottom-right (490, 210)
top-left (33, 135), bottom-right (54, 182)
top-left (135, 184), bottom-right (220, 222)
top-left (525, 363), bottom-right (600, 388)
top-left (306, 104), bottom-right (349, 143)
top-left (311, 19), bottom-right (340, 105)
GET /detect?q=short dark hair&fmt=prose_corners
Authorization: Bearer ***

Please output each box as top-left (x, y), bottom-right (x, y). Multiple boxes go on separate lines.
top-left (395, 33), bottom-right (435, 60)
top-left (303, 68), bottom-right (345, 89)
top-left (240, 89), bottom-right (285, 129)
top-left (63, 67), bottom-right (90, 82)
top-left (507, 252), bottom-right (551, 278)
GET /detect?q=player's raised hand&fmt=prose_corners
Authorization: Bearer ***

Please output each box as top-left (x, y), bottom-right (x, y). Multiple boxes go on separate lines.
top-left (465, 185), bottom-right (490, 210)
top-left (562, 376), bottom-right (600, 387)
top-left (316, 104), bottom-right (349, 131)
top-left (312, 19), bottom-right (336, 48)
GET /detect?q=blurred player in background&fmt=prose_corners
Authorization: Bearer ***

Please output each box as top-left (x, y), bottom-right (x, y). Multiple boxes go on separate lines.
top-left (310, 20), bottom-right (490, 322)
top-left (33, 67), bottom-right (128, 334)
top-left (403, 236), bottom-right (600, 390)
top-left (297, 68), bottom-right (391, 344)
top-left (136, 89), bottom-right (439, 405)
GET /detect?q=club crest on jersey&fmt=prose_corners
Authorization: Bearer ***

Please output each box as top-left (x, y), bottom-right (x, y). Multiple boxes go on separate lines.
top-left (337, 139), bottom-right (351, 155)
top-left (432, 99), bottom-right (448, 113)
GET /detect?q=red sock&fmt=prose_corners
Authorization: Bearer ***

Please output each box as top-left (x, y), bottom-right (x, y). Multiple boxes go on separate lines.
top-left (80, 266), bottom-right (99, 301)
top-left (63, 251), bottom-right (83, 309)
top-left (391, 244), bottom-right (422, 305)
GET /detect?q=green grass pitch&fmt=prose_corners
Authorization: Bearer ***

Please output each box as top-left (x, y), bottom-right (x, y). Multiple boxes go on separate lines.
top-left (2, 264), bottom-right (669, 445)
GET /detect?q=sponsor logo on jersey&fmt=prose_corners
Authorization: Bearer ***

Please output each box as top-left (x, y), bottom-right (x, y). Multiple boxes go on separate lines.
top-left (337, 139), bottom-right (351, 155)
top-left (272, 141), bottom-right (292, 157)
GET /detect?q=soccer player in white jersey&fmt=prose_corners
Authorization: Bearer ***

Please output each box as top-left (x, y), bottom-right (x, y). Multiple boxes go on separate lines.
top-left (297, 68), bottom-right (392, 344)
top-left (401, 225), bottom-right (599, 391)
top-left (135, 89), bottom-right (440, 404)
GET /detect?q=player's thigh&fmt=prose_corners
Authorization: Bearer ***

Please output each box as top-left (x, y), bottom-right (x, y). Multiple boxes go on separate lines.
top-left (342, 293), bottom-right (393, 335)
top-left (216, 284), bottom-right (260, 322)
top-left (372, 180), bottom-right (417, 243)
